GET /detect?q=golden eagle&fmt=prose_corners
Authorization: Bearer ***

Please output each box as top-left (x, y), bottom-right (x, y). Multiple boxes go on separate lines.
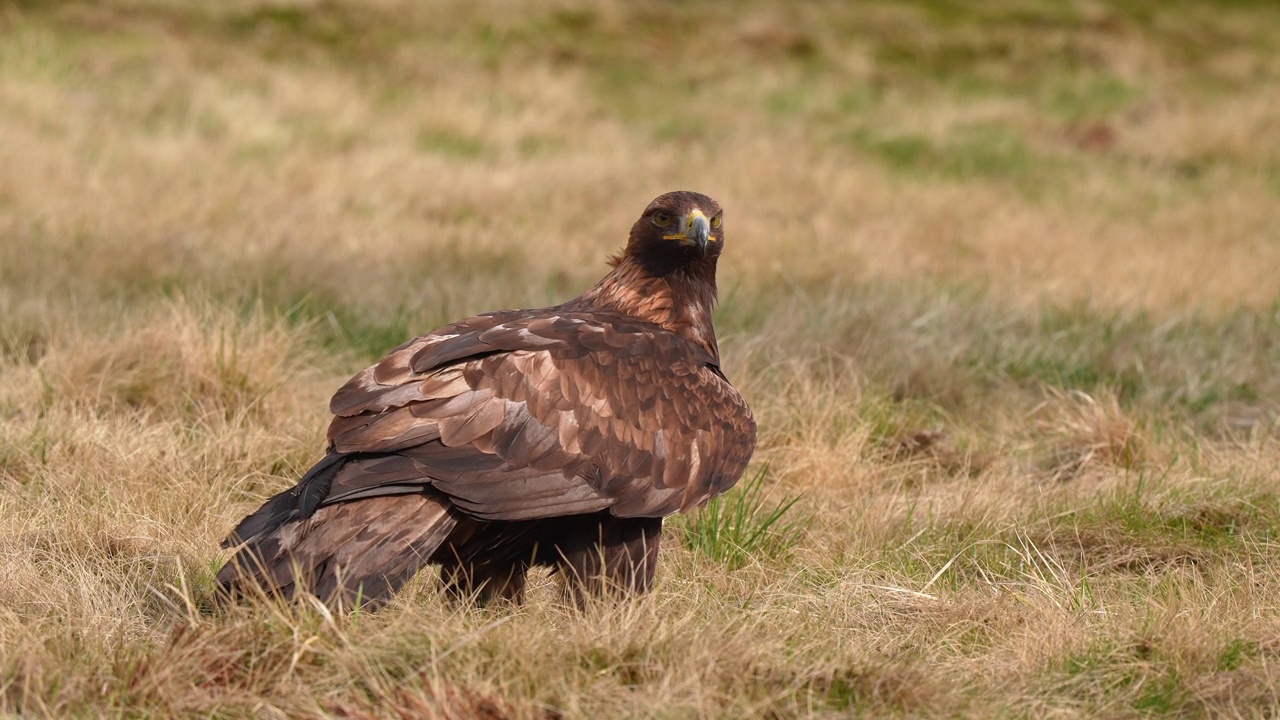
top-left (217, 191), bottom-right (757, 608)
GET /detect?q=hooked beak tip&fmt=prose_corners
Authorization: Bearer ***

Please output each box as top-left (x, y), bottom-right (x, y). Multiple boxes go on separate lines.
top-left (688, 213), bottom-right (711, 253)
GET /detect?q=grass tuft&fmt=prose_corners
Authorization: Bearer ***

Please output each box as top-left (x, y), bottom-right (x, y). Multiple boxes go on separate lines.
top-left (674, 466), bottom-right (809, 570)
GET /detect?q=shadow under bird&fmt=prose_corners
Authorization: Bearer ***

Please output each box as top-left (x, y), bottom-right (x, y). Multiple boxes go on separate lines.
top-left (217, 190), bottom-right (757, 608)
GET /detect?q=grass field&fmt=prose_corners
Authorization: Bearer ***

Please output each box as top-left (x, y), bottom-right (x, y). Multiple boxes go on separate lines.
top-left (3, 0), bottom-right (1280, 717)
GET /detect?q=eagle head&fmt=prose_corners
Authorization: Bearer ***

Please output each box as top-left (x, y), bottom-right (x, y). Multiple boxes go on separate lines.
top-left (624, 191), bottom-right (725, 275)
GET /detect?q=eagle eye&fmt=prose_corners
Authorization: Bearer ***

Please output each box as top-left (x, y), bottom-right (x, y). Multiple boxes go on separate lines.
top-left (652, 211), bottom-right (673, 227)
top-left (710, 214), bottom-right (722, 229)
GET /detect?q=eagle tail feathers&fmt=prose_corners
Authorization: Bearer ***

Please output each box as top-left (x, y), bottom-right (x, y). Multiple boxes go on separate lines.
top-left (220, 452), bottom-right (346, 550)
top-left (216, 492), bottom-right (459, 610)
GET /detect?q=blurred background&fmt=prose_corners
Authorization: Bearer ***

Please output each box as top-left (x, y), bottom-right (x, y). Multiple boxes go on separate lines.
top-left (5, 0), bottom-right (1280, 311)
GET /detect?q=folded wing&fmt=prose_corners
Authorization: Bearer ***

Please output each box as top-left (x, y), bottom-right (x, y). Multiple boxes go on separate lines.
top-left (318, 310), bottom-right (755, 522)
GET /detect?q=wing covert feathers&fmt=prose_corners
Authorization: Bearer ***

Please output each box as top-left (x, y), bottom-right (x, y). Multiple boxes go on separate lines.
top-left (318, 310), bottom-right (755, 520)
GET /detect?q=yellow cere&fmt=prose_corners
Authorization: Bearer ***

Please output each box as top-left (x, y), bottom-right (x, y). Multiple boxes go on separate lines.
top-left (663, 209), bottom-right (709, 241)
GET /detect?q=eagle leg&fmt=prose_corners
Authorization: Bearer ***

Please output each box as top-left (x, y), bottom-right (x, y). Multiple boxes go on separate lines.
top-left (438, 556), bottom-right (529, 606)
top-left (432, 521), bottom-right (537, 607)
top-left (555, 515), bottom-right (663, 608)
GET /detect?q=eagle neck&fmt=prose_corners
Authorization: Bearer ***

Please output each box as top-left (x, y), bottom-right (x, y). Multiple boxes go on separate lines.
top-left (571, 255), bottom-right (720, 360)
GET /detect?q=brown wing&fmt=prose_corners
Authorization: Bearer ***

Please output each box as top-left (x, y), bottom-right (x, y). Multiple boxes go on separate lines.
top-left (318, 309), bottom-right (756, 521)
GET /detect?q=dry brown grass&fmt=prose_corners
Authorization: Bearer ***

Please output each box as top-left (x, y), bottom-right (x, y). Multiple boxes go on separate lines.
top-left (3, 0), bottom-right (1280, 717)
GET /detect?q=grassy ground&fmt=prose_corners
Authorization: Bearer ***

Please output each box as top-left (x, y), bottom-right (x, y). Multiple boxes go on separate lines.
top-left (3, 0), bottom-right (1280, 716)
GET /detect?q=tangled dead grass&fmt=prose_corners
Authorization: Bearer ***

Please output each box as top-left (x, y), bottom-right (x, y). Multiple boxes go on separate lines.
top-left (1033, 388), bottom-right (1147, 482)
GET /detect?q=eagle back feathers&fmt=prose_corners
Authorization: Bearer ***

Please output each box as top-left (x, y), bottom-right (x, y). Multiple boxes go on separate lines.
top-left (321, 308), bottom-right (754, 521)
